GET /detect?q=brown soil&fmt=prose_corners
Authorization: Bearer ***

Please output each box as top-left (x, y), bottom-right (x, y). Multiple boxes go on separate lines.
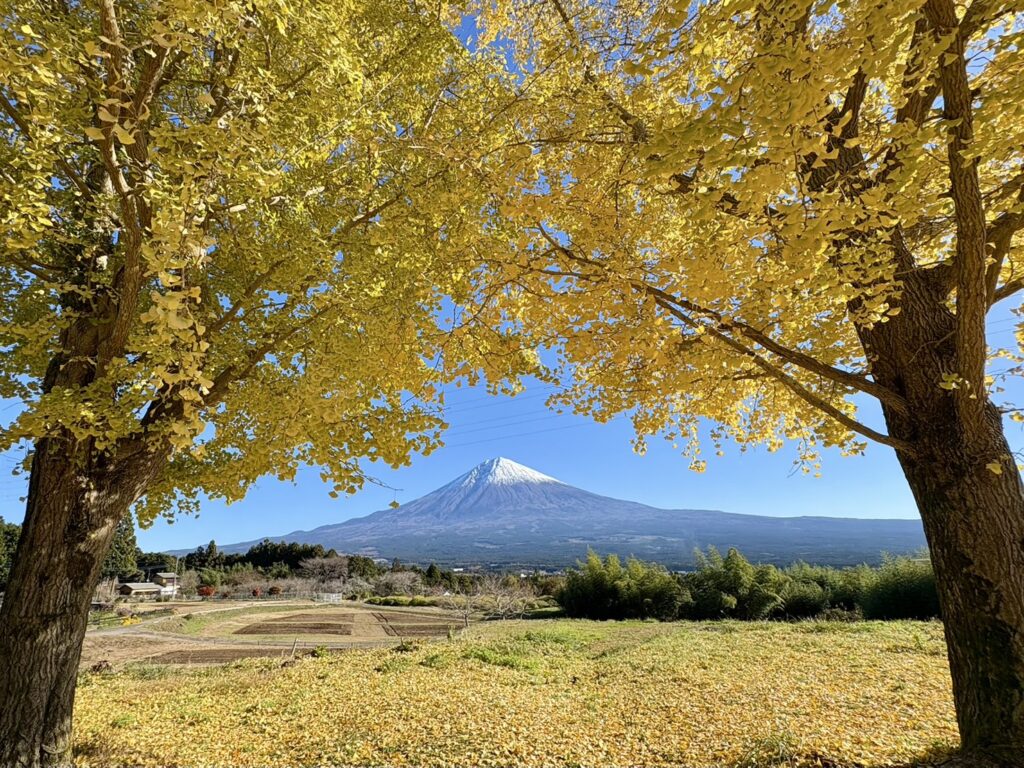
top-left (373, 610), bottom-right (462, 623)
top-left (372, 612), bottom-right (458, 637)
top-left (236, 622), bottom-right (354, 636)
top-left (386, 625), bottom-right (458, 637)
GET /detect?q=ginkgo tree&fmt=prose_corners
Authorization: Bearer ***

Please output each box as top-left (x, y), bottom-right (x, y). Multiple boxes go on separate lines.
top-left (0, 1), bottom-right (524, 765)
top-left (467, 0), bottom-right (1024, 760)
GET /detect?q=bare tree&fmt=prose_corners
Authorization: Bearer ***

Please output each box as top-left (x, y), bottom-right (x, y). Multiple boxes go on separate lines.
top-left (373, 571), bottom-right (423, 597)
top-left (480, 574), bottom-right (535, 620)
top-left (300, 556), bottom-right (350, 583)
top-left (439, 578), bottom-right (485, 629)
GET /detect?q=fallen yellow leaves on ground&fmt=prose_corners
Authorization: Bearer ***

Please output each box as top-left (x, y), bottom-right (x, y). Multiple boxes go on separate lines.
top-left (74, 619), bottom-right (956, 767)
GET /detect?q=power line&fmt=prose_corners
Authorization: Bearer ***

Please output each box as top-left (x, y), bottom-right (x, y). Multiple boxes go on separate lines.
top-left (445, 413), bottom-right (575, 437)
top-left (430, 388), bottom-right (561, 415)
top-left (443, 422), bottom-right (592, 448)
top-left (442, 402), bottom-right (577, 428)
top-left (434, 382), bottom-right (560, 408)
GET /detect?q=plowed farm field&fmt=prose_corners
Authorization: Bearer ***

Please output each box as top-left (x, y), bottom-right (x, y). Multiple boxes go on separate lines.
top-left (82, 601), bottom-right (465, 667)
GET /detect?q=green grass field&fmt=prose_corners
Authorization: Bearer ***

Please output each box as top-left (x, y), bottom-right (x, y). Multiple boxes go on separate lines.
top-left (74, 618), bottom-right (957, 767)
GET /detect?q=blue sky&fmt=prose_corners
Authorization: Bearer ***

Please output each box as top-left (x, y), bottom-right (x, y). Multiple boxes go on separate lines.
top-left (0, 384), bottom-right (921, 545)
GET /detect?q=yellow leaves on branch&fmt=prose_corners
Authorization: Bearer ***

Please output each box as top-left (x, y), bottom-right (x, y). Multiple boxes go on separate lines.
top-left (460, 0), bottom-right (1024, 463)
top-left (0, 0), bottom-right (512, 519)
top-left (1, 0), bottom-right (1022, 505)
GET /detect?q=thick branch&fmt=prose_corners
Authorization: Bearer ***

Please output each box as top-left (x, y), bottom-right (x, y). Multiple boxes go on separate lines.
top-left (94, 0), bottom-right (151, 375)
top-left (961, 0), bottom-right (1020, 41)
top-left (985, 172), bottom-right (1024, 304)
top-left (639, 282), bottom-right (912, 419)
top-left (925, 0), bottom-right (990, 401)
top-left (651, 296), bottom-right (916, 454)
top-left (897, 0), bottom-right (1012, 127)
top-left (992, 276), bottom-right (1024, 305)
top-left (536, 225), bottom-right (912, 418)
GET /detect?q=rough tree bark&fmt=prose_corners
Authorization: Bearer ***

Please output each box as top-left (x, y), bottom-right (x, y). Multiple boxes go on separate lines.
top-left (901, 418), bottom-right (1024, 762)
top-left (0, 245), bottom-right (166, 765)
top-left (0, 435), bottom-right (162, 767)
top-left (867, 272), bottom-right (1024, 763)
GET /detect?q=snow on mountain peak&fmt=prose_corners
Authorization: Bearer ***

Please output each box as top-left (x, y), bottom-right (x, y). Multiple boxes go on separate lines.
top-left (462, 457), bottom-right (561, 487)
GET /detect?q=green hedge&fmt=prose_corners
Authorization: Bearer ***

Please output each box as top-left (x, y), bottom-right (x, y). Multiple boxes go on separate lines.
top-left (559, 551), bottom-right (684, 620)
top-left (556, 548), bottom-right (939, 622)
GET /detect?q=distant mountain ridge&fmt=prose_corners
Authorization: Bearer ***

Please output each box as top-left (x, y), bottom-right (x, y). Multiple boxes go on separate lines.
top-left (205, 457), bottom-right (927, 568)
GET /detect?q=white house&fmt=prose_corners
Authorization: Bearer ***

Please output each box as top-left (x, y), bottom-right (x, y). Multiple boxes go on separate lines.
top-left (153, 572), bottom-right (180, 597)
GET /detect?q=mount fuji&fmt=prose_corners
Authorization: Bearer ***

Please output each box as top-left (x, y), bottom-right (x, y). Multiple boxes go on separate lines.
top-left (214, 457), bottom-right (927, 568)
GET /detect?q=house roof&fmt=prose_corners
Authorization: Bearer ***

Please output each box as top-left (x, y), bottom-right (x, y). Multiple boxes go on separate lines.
top-left (121, 582), bottom-right (161, 591)
top-left (155, 572), bottom-right (178, 578)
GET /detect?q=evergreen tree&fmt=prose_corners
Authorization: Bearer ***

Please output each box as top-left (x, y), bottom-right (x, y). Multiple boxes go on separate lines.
top-left (425, 563), bottom-right (442, 586)
top-left (0, 518), bottom-right (22, 590)
top-left (100, 517), bottom-right (138, 580)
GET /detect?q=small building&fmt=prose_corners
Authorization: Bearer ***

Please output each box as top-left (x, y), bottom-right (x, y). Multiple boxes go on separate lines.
top-left (118, 582), bottom-right (162, 598)
top-left (153, 572), bottom-right (180, 597)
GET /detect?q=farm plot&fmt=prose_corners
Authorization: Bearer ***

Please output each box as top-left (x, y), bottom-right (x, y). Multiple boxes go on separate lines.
top-left (236, 612), bottom-right (356, 636)
top-left (373, 611), bottom-right (461, 638)
top-left (82, 602), bottom-right (470, 667)
top-left (147, 648), bottom-right (298, 664)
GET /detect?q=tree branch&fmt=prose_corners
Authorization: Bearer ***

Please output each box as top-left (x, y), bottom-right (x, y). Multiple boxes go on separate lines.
top-left (925, 0), bottom-right (991, 400)
top-left (992, 275), bottom-right (1024, 305)
top-left (650, 295), bottom-right (916, 454)
top-left (639, 282), bottom-right (912, 419)
top-left (206, 259), bottom-right (287, 335)
top-left (204, 302), bottom-right (338, 405)
top-left (985, 172), bottom-right (1024, 304)
top-left (536, 224), bottom-right (913, 419)
top-left (0, 96), bottom-right (92, 200)
top-left (94, 0), bottom-right (150, 376)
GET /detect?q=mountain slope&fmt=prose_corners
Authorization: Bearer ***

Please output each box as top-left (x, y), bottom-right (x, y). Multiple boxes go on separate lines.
top-left (214, 458), bottom-right (927, 567)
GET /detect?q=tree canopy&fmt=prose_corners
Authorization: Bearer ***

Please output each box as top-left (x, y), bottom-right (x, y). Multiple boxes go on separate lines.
top-left (0, 0), bottom-right (526, 524)
top-left (463, 0), bottom-right (1023, 470)
top-left (460, 1), bottom-right (1024, 753)
top-left (1, 0), bottom-right (1023, 761)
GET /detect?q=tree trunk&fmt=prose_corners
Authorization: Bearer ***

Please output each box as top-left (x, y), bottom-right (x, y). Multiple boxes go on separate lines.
top-left (0, 437), bottom-right (148, 767)
top-left (866, 275), bottom-right (1024, 764)
top-left (895, 405), bottom-right (1024, 763)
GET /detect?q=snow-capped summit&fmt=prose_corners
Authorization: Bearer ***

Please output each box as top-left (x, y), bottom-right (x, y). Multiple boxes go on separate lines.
top-left (460, 457), bottom-right (561, 487)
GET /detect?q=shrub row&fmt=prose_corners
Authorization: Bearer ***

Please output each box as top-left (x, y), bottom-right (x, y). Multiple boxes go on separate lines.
top-left (557, 548), bottom-right (939, 622)
top-left (365, 595), bottom-right (439, 607)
